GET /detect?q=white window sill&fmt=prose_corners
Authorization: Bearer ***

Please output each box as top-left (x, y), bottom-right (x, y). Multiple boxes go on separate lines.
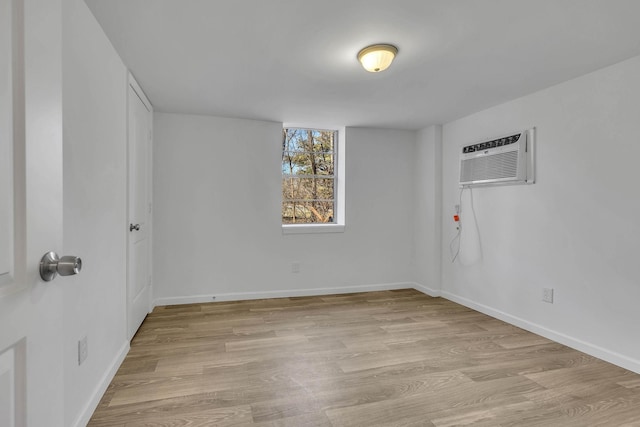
top-left (282, 224), bottom-right (345, 235)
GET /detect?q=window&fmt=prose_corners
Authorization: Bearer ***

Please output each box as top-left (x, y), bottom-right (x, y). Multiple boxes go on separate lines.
top-left (282, 128), bottom-right (337, 225)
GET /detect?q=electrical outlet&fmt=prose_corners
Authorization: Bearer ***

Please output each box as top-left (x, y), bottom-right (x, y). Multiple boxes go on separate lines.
top-left (291, 262), bottom-right (300, 273)
top-left (78, 336), bottom-right (88, 365)
top-left (542, 288), bottom-right (554, 304)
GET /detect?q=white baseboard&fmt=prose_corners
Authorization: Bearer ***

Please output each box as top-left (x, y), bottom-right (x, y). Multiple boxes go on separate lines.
top-left (72, 340), bottom-right (130, 427)
top-left (154, 282), bottom-right (416, 307)
top-left (440, 290), bottom-right (640, 375)
top-left (410, 282), bottom-right (441, 298)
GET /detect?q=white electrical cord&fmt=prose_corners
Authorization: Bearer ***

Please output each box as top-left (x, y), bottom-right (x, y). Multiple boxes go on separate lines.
top-left (449, 187), bottom-right (464, 262)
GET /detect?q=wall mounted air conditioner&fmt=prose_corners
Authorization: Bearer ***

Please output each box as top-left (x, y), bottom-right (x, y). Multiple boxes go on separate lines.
top-left (459, 128), bottom-right (535, 187)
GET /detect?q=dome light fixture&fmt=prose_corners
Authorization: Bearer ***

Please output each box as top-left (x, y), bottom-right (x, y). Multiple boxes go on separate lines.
top-left (357, 44), bottom-right (398, 72)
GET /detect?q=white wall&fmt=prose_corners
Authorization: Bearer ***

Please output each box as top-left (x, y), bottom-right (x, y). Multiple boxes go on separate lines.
top-left (413, 125), bottom-right (442, 295)
top-left (440, 55), bottom-right (640, 373)
top-left (62, 0), bottom-right (129, 425)
top-left (153, 113), bottom-right (416, 303)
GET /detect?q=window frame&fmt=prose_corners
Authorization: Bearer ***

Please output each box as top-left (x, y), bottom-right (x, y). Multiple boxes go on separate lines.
top-left (281, 124), bottom-right (345, 234)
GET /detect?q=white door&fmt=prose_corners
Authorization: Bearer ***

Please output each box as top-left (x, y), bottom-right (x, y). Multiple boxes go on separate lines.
top-left (0, 0), bottom-right (66, 425)
top-left (127, 76), bottom-right (153, 339)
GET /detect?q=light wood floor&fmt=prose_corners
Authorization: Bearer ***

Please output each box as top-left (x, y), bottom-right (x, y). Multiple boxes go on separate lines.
top-left (88, 289), bottom-right (640, 426)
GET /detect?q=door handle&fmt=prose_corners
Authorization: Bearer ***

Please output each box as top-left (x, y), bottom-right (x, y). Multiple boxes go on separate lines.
top-left (40, 252), bottom-right (82, 282)
top-left (129, 223), bottom-right (140, 232)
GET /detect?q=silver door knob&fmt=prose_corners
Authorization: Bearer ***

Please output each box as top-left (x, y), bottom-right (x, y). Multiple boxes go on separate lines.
top-left (129, 223), bottom-right (140, 232)
top-left (40, 252), bottom-right (82, 282)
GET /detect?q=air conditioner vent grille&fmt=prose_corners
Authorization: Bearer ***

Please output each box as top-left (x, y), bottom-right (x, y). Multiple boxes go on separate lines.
top-left (460, 150), bottom-right (519, 183)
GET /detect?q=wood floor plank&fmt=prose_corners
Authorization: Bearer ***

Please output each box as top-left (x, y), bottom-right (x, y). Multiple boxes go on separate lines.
top-left (88, 289), bottom-right (640, 426)
top-left (122, 404), bottom-right (254, 427)
top-left (225, 335), bottom-right (309, 352)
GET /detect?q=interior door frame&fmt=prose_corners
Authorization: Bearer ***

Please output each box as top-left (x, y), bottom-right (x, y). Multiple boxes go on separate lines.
top-left (126, 72), bottom-right (153, 339)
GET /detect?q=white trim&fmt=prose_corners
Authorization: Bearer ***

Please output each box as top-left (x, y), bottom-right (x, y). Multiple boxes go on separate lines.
top-left (154, 282), bottom-right (414, 306)
top-left (128, 72), bottom-right (152, 112)
top-left (440, 290), bottom-right (640, 375)
top-left (411, 282), bottom-right (441, 298)
top-left (335, 126), bottom-right (346, 225)
top-left (282, 224), bottom-right (345, 235)
top-left (71, 341), bottom-right (130, 427)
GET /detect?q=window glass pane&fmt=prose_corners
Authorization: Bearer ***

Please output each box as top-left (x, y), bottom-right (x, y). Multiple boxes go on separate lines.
top-left (282, 201), bottom-right (335, 224)
top-left (310, 131), bottom-right (334, 153)
top-left (282, 152), bottom-right (312, 174)
top-left (311, 152), bottom-right (334, 175)
top-left (283, 129), bottom-right (334, 153)
top-left (282, 177), bottom-right (334, 201)
top-left (315, 178), bottom-right (334, 199)
top-left (282, 152), bottom-right (334, 176)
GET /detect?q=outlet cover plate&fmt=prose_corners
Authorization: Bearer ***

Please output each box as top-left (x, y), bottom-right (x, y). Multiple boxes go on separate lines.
top-left (78, 336), bottom-right (88, 365)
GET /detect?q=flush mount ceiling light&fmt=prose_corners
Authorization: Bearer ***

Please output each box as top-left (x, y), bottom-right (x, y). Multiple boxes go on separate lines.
top-left (357, 44), bottom-right (398, 72)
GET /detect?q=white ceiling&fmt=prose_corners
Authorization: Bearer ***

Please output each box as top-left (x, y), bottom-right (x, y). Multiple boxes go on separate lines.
top-left (86, 0), bottom-right (640, 130)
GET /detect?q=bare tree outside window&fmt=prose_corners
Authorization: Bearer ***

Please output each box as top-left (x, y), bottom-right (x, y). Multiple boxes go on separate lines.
top-left (282, 128), bottom-right (336, 224)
